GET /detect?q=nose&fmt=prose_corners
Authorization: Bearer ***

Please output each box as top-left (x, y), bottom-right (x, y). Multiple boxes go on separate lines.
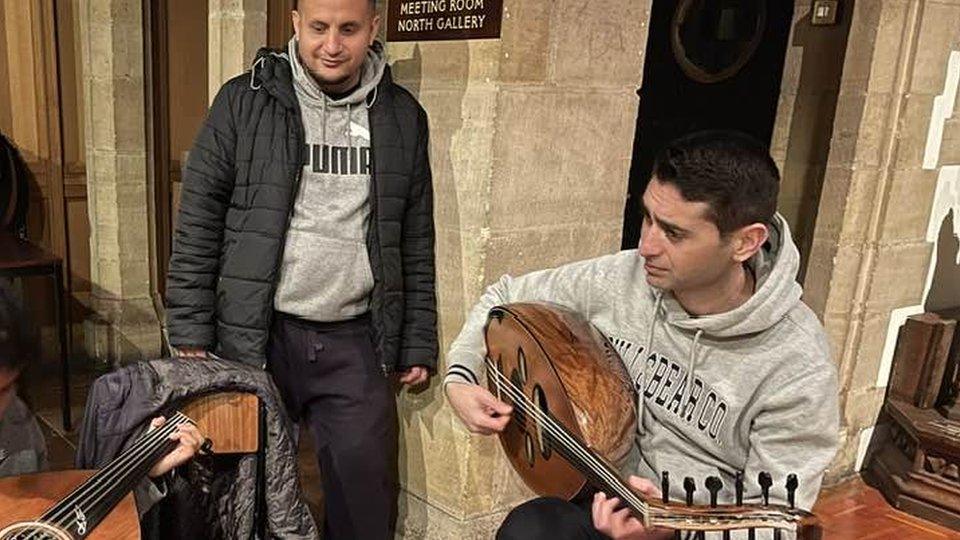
top-left (638, 224), bottom-right (662, 258)
top-left (323, 31), bottom-right (343, 56)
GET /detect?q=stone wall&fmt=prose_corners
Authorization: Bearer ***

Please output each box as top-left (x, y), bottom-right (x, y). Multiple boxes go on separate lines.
top-left (802, 0), bottom-right (960, 482)
top-left (78, 0), bottom-right (161, 364)
top-left (386, 0), bottom-right (650, 536)
top-left (208, 0), bottom-right (267, 102)
top-left (771, 1), bottom-right (853, 277)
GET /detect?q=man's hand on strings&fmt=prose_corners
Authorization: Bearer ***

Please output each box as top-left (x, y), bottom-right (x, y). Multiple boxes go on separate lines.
top-left (592, 476), bottom-right (673, 540)
top-left (147, 416), bottom-right (205, 478)
top-left (445, 383), bottom-right (512, 435)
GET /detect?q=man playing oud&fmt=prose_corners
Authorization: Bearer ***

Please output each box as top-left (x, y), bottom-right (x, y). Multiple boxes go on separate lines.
top-left (444, 131), bottom-right (839, 539)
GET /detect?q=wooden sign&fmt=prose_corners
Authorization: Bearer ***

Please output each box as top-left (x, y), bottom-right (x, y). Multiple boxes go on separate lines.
top-left (387, 0), bottom-right (503, 42)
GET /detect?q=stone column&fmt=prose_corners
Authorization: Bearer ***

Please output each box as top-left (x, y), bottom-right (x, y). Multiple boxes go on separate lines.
top-left (208, 0), bottom-right (267, 100)
top-left (387, 0), bottom-right (651, 536)
top-left (803, 0), bottom-right (960, 481)
top-left (770, 1), bottom-right (854, 272)
top-left (78, 0), bottom-right (161, 364)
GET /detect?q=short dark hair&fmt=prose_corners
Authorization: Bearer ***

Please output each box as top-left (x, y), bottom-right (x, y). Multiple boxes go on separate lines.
top-left (652, 130), bottom-right (780, 235)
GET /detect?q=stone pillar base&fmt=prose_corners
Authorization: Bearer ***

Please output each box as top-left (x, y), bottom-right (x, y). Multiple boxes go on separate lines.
top-left (397, 490), bottom-right (509, 539)
top-left (84, 296), bottom-right (162, 367)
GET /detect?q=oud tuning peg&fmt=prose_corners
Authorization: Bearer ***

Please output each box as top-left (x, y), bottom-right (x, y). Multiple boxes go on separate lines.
top-left (683, 477), bottom-right (696, 506)
top-left (663, 472), bottom-right (680, 540)
top-left (786, 473), bottom-right (799, 509)
top-left (758, 472), bottom-right (772, 506)
top-left (661, 471), bottom-right (670, 504)
top-left (705, 476), bottom-right (722, 508)
top-left (735, 471), bottom-right (744, 506)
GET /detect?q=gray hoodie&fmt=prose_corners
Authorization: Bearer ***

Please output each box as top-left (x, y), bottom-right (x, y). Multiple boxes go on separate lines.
top-left (444, 215), bottom-right (839, 519)
top-left (274, 38), bottom-right (387, 321)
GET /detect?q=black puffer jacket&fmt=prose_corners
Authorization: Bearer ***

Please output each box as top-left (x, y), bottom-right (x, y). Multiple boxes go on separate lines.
top-left (165, 44), bottom-right (437, 371)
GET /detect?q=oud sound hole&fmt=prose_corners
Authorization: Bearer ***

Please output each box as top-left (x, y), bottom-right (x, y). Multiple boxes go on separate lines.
top-left (524, 433), bottom-right (535, 467)
top-left (533, 385), bottom-right (552, 460)
top-left (491, 356), bottom-right (504, 401)
top-left (0, 522), bottom-right (71, 540)
top-left (517, 347), bottom-right (528, 384)
top-left (510, 370), bottom-right (527, 429)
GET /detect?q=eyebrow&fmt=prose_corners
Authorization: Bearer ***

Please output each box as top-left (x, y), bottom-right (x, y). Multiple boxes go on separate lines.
top-left (309, 17), bottom-right (363, 26)
top-left (641, 202), bottom-right (690, 236)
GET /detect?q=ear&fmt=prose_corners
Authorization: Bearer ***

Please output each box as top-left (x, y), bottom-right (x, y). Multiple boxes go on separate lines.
top-left (370, 14), bottom-right (381, 46)
top-left (291, 10), bottom-right (301, 39)
top-left (730, 223), bottom-right (768, 263)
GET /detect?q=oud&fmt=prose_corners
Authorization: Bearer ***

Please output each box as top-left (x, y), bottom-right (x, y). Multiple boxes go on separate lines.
top-left (484, 303), bottom-right (822, 539)
top-left (0, 412), bottom-right (195, 540)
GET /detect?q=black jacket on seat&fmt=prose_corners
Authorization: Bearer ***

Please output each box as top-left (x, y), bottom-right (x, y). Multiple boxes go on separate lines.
top-left (75, 358), bottom-right (319, 539)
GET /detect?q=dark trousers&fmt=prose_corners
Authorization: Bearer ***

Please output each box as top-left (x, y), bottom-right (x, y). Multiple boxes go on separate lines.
top-left (497, 496), bottom-right (608, 540)
top-left (267, 312), bottom-right (398, 540)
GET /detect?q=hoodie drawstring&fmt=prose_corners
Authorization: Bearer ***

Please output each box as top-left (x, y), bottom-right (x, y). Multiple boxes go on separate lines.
top-left (636, 293), bottom-right (664, 435)
top-left (346, 102), bottom-right (353, 158)
top-left (320, 96), bottom-right (327, 148)
top-left (684, 329), bottom-right (704, 417)
top-left (635, 293), bottom-right (704, 436)
top-left (249, 56), bottom-right (265, 90)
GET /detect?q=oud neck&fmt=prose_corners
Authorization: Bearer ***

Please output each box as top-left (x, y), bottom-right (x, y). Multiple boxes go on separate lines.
top-left (39, 412), bottom-right (193, 538)
top-left (548, 426), bottom-right (649, 519)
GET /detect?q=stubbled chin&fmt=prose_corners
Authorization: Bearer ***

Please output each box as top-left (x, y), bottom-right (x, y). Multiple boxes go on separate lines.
top-left (307, 68), bottom-right (350, 87)
top-left (644, 274), bottom-right (669, 288)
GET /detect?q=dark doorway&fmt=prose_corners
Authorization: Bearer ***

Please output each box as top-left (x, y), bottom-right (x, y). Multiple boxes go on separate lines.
top-left (622, 0), bottom-right (795, 248)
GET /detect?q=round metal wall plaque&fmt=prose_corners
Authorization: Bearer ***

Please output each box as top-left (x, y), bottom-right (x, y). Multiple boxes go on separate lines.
top-left (670, 0), bottom-right (767, 84)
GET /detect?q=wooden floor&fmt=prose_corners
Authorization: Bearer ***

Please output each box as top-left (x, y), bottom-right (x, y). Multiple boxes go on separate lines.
top-left (814, 477), bottom-right (960, 539)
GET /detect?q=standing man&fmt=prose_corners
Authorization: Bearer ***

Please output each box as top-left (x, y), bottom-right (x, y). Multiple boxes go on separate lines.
top-left (165, 0), bottom-right (438, 537)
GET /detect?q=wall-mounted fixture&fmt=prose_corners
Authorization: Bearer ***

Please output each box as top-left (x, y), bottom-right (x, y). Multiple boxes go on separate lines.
top-left (811, 0), bottom-right (839, 26)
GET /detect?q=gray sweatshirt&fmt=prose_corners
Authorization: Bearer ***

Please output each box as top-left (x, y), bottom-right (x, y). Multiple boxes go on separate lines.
top-left (445, 215), bottom-right (839, 519)
top-left (274, 38), bottom-right (387, 321)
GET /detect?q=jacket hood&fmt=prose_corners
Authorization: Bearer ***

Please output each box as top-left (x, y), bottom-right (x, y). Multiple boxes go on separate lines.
top-left (658, 213), bottom-right (803, 338)
top-left (287, 37), bottom-right (386, 107)
top-left (248, 41), bottom-right (389, 110)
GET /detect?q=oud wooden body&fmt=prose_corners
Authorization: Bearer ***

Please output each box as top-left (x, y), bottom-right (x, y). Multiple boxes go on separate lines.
top-left (484, 302), bottom-right (637, 499)
top-left (0, 470), bottom-right (140, 539)
top-left (181, 392), bottom-right (258, 453)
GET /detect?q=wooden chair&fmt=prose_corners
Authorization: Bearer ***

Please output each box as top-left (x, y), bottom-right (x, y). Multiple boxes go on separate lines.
top-left (181, 392), bottom-right (268, 535)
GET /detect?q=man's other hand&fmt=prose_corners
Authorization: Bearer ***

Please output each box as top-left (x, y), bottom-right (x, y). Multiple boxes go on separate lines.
top-left (147, 416), bottom-right (204, 478)
top-left (592, 476), bottom-right (673, 540)
top-left (445, 383), bottom-right (512, 435)
top-left (398, 366), bottom-right (429, 386)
